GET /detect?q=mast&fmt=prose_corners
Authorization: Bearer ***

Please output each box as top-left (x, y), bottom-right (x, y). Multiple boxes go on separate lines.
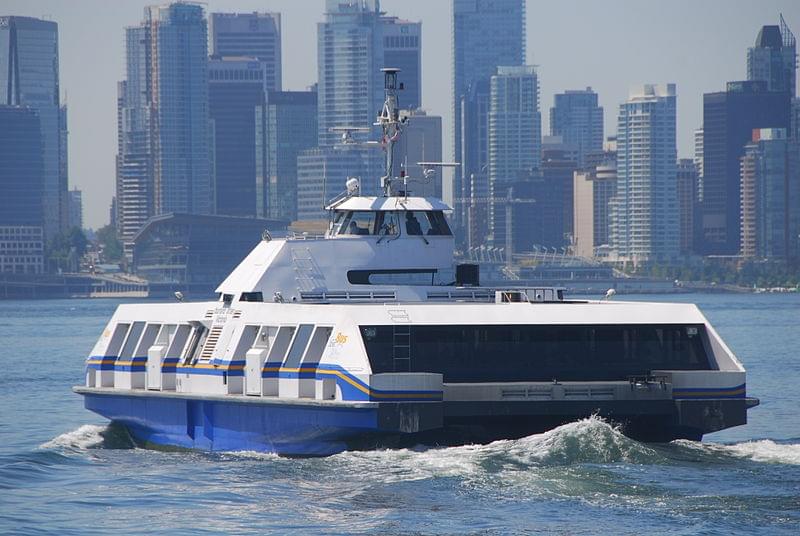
top-left (377, 67), bottom-right (405, 196)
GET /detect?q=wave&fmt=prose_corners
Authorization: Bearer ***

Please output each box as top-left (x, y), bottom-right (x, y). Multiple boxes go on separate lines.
top-left (675, 438), bottom-right (800, 466)
top-left (331, 416), bottom-right (664, 484)
top-left (39, 423), bottom-right (135, 451)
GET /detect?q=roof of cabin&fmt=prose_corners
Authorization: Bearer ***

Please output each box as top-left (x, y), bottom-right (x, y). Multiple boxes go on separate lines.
top-left (330, 196), bottom-right (452, 212)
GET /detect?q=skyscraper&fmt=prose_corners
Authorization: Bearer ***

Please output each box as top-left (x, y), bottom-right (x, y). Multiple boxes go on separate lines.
top-left (747, 16), bottom-right (796, 97)
top-left (317, 0), bottom-right (384, 148)
top-left (699, 81), bottom-right (790, 255)
top-left (739, 128), bottom-right (800, 258)
top-left (487, 65), bottom-right (541, 251)
top-left (0, 16), bottom-right (65, 239)
top-left (116, 4), bottom-right (212, 259)
top-left (0, 105), bottom-right (45, 274)
top-left (210, 12), bottom-right (282, 92)
top-left (256, 90), bottom-right (318, 222)
top-left (208, 58), bottom-right (268, 217)
top-left (68, 188), bottom-right (83, 230)
top-left (453, 0), bottom-right (525, 231)
top-left (382, 17), bottom-right (422, 110)
top-left (541, 136), bottom-right (579, 246)
top-left (550, 88), bottom-right (604, 167)
top-left (573, 157), bottom-right (616, 259)
top-left (611, 84), bottom-right (679, 262)
top-left (676, 159), bottom-right (698, 256)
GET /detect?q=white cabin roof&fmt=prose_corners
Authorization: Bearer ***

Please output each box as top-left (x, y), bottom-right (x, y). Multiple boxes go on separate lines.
top-left (329, 196), bottom-right (452, 212)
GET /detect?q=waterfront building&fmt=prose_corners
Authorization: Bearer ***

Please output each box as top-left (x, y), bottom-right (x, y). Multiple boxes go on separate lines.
top-left (256, 90), bottom-right (318, 222)
top-left (740, 128), bottom-right (800, 258)
top-left (208, 57), bottom-right (268, 217)
top-left (611, 84), bottom-right (679, 262)
top-left (382, 17), bottom-right (421, 110)
top-left (210, 12), bottom-right (281, 91)
top-left (0, 16), bottom-right (66, 239)
top-left (550, 88), bottom-right (603, 167)
top-left (488, 66), bottom-right (541, 251)
top-left (453, 0), bottom-right (525, 231)
top-left (699, 81), bottom-right (790, 255)
top-left (394, 109), bottom-right (442, 198)
top-left (132, 213), bottom-right (286, 289)
top-left (0, 105), bottom-right (45, 274)
top-left (68, 189), bottom-right (83, 230)
top-left (747, 16), bottom-right (796, 96)
top-left (677, 159), bottom-right (697, 256)
top-left (542, 136), bottom-right (579, 246)
top-left (296, 146), bottom-right (381, 222)
top-left (116, 3), bottom-right (213, 260)
top-left (573, 157), bottom-right (617, 259)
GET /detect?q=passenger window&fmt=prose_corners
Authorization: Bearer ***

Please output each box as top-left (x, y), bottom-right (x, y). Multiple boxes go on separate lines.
top-left (233, 325), bottom-right (260, 358)
top-left (302, 327), bottom-right (333, 365)
top-left (181, 324), bottom-right (207, 365)
top-left (266, 326), bottom-right (297, 366)
top-left (165, 325), bottom-right (191, 360)
top-left (135, 324), bottom-right (161, 356)
top-left (119, 322), bottom-right (146, 359)
top-left (106, 323), bottom-right (131, 356)
top-left (283, 324), bottom-right (315, 369)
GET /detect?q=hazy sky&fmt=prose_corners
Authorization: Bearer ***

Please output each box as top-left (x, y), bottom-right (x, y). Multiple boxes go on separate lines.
top-left (3, 0), bottom-right (799, 228)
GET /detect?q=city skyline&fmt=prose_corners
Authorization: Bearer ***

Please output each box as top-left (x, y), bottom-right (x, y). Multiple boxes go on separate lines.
top-left (1, 0), bottom-right (798, 228)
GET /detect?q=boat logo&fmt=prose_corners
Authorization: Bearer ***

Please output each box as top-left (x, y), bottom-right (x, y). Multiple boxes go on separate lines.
top-left (334, 332), bottom-right (348, 345)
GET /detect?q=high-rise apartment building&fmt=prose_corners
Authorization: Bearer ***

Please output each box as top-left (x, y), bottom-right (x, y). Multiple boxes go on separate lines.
top-left (740, 128), bottom-right (800, 258)
top-left (116, 3), bottom-right (212, 260)
top-left (0, 16), bottom-right (66, 239)
top-left (256, 90), bottom-right (318, 222)
top-left (68, 188), bottom-right (83, 230)
top-left (453, 0), bottom-right (525, 231)
top-left (210, 12), bottom-right (282, 92)
top-left (317, 0), bottom-right (383, 148)
top-left (677, 159), bottom-right (698, 256)
top-left (611, 84), bottom-right (679, 262)
top-left (460, 78), bottom-right (491, 245)
top-left (0, 105), bottom-right (45, 274)
top-left (542, 136), bottom-right (579, 246)
top-left (700, 81), bottom-right (790, 255)
top-left (208, 58), bottom-right (268, 217)
top-left (382, 17), bottom-right (421, 110)
top-left (573, 156), bottom-right (616, 259)
top-left (488, 65), bottom-right (541, 250)
top-left (747, 16), bottom-right (796, 97)
top-left (550, 88), bottom-right (603, 167)
top-left (694, 127), bottom-right (704, 201)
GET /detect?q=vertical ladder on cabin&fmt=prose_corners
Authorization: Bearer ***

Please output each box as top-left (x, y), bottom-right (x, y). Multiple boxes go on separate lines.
top-left (291, 247), bottom-right (325, 292)
top-left (392, 324), bottom-right (411, 372)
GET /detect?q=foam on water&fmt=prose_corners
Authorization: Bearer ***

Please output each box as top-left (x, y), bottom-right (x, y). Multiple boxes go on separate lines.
top-left (39, 423), bottom-right (135, 451)
top-left (679, 439), bottom-right (800, 465)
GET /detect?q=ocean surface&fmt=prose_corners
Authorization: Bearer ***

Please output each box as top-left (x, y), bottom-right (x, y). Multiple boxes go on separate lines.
top-left (0, 293), bottom-right (799, 535)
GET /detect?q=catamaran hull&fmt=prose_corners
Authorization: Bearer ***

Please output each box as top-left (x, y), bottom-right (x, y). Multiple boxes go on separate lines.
top-left (76, 388), bottom-right (752, 456)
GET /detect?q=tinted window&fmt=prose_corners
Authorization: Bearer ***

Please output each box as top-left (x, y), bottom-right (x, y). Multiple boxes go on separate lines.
top-left (360, 324), bottom-right (711, 382)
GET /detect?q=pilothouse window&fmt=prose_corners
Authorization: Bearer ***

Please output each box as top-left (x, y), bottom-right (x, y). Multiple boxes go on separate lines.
top-left (337, 211), bottom-right (378, 235)
top-left (404, 211), bottom-right (451, 236)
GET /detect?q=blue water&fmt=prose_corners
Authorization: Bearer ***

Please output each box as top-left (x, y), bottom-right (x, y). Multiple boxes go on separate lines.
top-left (1, 294), bottom-right (799, 535)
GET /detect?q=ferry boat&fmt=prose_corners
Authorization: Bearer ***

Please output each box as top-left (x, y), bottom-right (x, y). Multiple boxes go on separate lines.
top-left (75, 69), bottom-right (758, 456)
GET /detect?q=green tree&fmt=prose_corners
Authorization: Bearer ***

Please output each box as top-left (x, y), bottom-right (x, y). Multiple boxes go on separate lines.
top-left (96, 224), bottom-right (123, 262)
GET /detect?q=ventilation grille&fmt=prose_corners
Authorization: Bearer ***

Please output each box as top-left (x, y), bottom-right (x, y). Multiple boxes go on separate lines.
top-left (199, 326), bottom-right (223, 361)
